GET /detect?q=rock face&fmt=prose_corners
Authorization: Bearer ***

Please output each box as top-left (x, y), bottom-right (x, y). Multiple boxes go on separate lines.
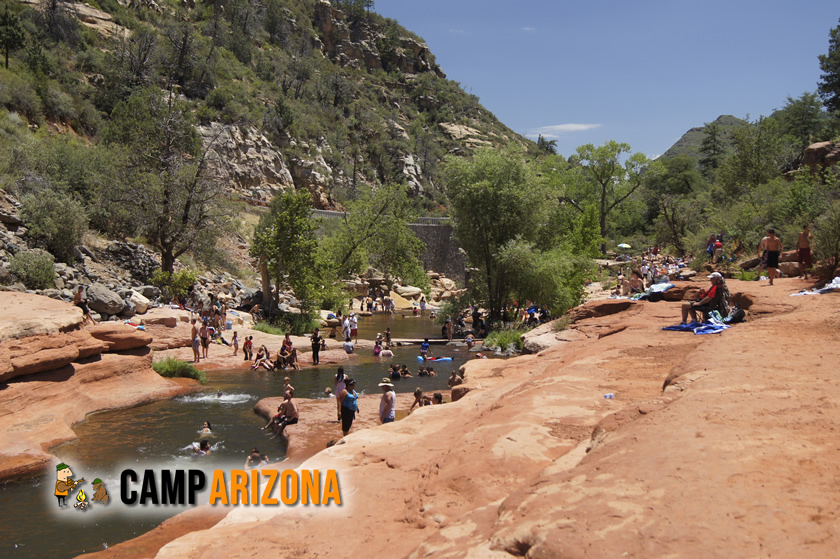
top-left (313, 0), bottom-right (445, 77)
top-left (198, 123), bottom-right (295, 205)
top-left (108, 277), bottom-right (840, 559)
top-left (0, 293), bottom-right (197, 480)
top-left (800, 140), bottom-right (840, 172)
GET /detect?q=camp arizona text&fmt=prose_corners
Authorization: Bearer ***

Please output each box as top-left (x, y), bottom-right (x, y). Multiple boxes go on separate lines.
top-left (120, 468), bottom-right (342, 506)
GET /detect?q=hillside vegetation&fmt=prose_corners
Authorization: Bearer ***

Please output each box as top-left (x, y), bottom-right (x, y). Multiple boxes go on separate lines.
top-left (0, 0), bottom-right (523, 215)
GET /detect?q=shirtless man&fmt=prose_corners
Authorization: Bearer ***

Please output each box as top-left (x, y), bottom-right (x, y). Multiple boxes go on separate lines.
top-left (274, 391), bottom-right (299, 436)
top-left (190, 319), bottom-right (201, 363)
top-left (758, 229), bottom-right (783, 285)
top-left (199, 320), bottom-right (210, 359)
top-left (797, 225), bottom-right (813, 280)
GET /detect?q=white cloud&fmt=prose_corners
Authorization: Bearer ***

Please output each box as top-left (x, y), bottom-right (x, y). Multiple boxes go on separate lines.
top-left (449, 28), bottom-right (465, 34)
top-left (525, 123), bottom-right (602, 139)
top-left (522, 26), bottom-right (536, 32)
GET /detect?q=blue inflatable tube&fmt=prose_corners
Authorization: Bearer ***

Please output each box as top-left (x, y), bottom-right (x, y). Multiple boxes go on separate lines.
top-left (417, 356), bottom-right (453, 362)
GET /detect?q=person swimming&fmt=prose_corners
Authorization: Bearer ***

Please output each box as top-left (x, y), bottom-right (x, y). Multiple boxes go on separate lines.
top-left (195, 440), bottom-right (212, 456)
top-left (200, 420), bottom-right (213, 434)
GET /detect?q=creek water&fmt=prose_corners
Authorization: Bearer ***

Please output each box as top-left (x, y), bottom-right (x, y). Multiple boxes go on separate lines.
top-left (2, 313), bottom-right (467, 559)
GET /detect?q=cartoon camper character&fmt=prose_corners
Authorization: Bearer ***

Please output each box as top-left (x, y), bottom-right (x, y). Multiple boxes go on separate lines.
top-left (91, 478), bottom-right (109, 503)
top-left (55, 463), bottom-right (84, 507)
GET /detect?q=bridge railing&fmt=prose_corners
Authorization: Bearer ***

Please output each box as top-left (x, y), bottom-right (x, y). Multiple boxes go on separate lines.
top-left (311, 209), bottom-right (450, 225)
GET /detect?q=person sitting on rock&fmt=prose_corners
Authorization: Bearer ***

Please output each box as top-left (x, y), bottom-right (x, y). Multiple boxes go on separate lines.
top-left (74, 286), bottom-right (97, 326)
top-left (409, 387), bottom-right (431, 413)
top-left (680, 272), bottom-right (730, 324)
top-left (343, 337), bottom-right (354, 354)
top-left (252, 345), bottom-right (273, 370)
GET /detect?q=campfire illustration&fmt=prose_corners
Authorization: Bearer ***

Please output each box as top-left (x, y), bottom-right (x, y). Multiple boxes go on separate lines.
top-left (74, 488), bottom-right (90, 511)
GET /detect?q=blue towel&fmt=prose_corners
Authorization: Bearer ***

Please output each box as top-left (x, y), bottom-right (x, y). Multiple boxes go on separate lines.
top-left (662, 321), bottom-right (730, 335)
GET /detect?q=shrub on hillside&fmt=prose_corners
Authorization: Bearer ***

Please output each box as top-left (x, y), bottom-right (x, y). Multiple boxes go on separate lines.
top-left (152, 357), bottom-right (206, 384)
top-left (150, 269), bottom-right (198, 301)
top-left (20, 190), bottom-right (87, 263)
top-left (9, 249), bottom-right (55, 289)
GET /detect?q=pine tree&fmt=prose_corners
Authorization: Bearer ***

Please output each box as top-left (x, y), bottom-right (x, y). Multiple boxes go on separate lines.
top-left (0, 5), bottom-right (25, 69)
top-left (817, 19), bottom-right (840, 114)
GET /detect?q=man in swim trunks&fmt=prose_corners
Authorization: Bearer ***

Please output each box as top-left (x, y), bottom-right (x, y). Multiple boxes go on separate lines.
top-left (191, 318), bottom-right (201, 363)
top-left (199, 319), bottom-right (210, 359)
top-left (797, 225), bottom-right (813, 280)
top-left (758, 229), bottom-right (783, 286)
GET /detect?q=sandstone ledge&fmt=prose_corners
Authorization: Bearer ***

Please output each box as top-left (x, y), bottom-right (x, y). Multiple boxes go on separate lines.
top-left (0, 293), bottom-right (201, 481)
top-left (83, 278), bottom-right (840, 558)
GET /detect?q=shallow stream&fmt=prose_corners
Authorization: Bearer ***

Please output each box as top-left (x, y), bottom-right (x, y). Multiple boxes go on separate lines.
top-left (2, 313), bottom-right (467, 559)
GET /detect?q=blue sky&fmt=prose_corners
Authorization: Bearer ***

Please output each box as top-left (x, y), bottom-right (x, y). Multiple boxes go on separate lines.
top-left (375, 0), bottom-right (839, 158)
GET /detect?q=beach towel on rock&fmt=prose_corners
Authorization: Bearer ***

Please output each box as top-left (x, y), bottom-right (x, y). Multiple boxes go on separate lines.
top-left (662, 320), bottom-right (731, 335)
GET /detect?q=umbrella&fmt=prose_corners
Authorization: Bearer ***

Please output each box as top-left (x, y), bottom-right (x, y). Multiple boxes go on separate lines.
top-left (617, 243), bottom-right (631, 249)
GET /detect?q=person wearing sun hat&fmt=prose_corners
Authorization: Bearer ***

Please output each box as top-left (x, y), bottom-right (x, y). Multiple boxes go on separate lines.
top-left (378, 377), bottom-right (396, 424)
top-left (680, 271), bottom-right (730, 324)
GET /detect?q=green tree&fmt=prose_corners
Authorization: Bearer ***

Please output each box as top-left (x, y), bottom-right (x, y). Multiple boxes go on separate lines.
top-left (320, 183), bottom-right (428, 287)
top-left (103, 88), bottom-right (229, 273)
top-left (536, 134), bottom-right (557, 155)
top-left (445, 148), bottom-right (547, 319)
top-left (717, 116), bottom-right (786, 205)
top-left (814, 198), bottom-right (840, 278)
top-left (643, 155), bottom-right (703, 256)
top-left (20, 189), bottom-right (87, 263)
top-left (251, 189), bottom-right (321, 312)
top-left (573, 141), bottom-right (651, 253)
top-left (0, 5), bottom-right (25, 70)
top-left (699, 121), bottom-right (726, 178)
top-left (774, 92), bottom-right (828, 148)
top-left (818, 18), bottom-right (840, 114)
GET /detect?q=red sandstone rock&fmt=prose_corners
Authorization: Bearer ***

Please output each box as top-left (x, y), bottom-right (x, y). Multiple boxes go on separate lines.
top-left (565, 299), bottom-right (636, 322)
top-left (93, 276), bottom-right (840, 559)
top-left (88, 322), bottom-right (153, 352)
top-left (0, 292), bottom-right (83, 339)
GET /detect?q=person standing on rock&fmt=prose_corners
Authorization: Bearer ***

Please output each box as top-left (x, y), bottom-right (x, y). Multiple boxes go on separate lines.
top-left (758, 229), bottom-right (784, 286)
top-left (379, 378), bottom-right (396, 424)
top-left (74, 286), bottom-right (97, 326)
top-left (199, 319), bottom-right (210, 359)
top-left (231, 331), bottom-right (239, 356)
top-left (335, 367), bottom-right (347, 422)
top-left (310, 328), bottom-right (323, 365)
top-left (349, 313), bottom-right (358, 342)
top-left (191, 319), bottom-right (201, 364)
top-left (342, 315), bottom-right (351, 341)
top-left (338, 378), bottom-right (359, 436)
top-left (797, 225), bottom-right (813, 280)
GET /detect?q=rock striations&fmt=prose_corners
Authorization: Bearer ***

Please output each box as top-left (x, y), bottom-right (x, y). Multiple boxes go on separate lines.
top-left (0, 292), bottom-right (198, 481)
